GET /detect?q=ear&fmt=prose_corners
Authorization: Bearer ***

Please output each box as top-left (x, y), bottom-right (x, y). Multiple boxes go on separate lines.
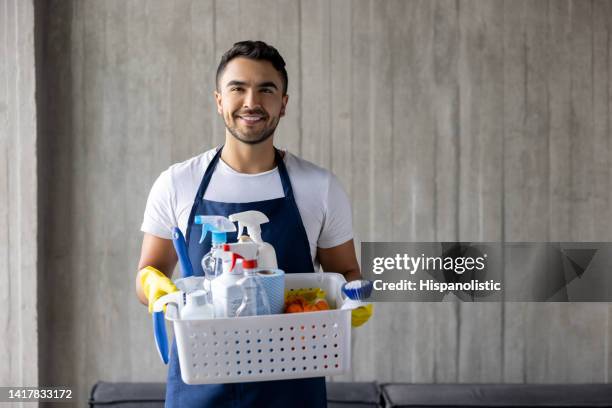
top-left (280, 94), bottom-right (289, 117)
top-left (214, 90), bottom-right (223, 115)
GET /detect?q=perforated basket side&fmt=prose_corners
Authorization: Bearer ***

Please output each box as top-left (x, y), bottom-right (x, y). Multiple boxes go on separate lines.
top-left (174, 309), bottom-right (351, 384)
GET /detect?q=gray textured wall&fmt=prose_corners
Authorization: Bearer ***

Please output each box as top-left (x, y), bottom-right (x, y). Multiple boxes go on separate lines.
top-left (36, 0), bottom-right (612, 406)
top-left (1, 0), bottom-right (39, 400)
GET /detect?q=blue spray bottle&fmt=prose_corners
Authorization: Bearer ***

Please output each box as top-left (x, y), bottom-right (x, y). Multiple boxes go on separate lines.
top-left (194, 216), bottom-right (236, 300)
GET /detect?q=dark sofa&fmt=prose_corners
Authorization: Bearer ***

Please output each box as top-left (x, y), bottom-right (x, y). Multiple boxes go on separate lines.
top-left (89, 381), bottom-right (381, 408)
top-left (90, 382), bottom-right (612, 407)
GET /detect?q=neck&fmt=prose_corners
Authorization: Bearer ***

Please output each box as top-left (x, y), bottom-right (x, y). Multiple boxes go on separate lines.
top-left (221, 133), bottom-right (278, 174)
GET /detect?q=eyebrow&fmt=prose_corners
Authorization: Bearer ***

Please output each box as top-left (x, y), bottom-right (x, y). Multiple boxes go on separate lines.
top-left (226, 80), bottom-right (278, 90)
top-left (258, 81), bottom-right (278, 90)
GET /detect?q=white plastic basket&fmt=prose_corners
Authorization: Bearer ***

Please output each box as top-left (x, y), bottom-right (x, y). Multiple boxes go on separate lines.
top-left (155, 272), bottom-right (351, 385)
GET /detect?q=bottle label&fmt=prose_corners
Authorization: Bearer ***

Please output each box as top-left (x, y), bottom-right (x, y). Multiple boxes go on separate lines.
top-left (228, 298), bottom-right (242, 317)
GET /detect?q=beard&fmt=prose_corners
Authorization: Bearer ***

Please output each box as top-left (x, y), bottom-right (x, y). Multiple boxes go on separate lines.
top-left (224, 110), bottom-right (280, 145)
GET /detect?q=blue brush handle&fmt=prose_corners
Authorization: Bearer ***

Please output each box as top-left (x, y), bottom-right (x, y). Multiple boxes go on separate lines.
top-left (172, 227), bottom-right (193, 278)
top-left (153, 311), bottom-right (169, 364)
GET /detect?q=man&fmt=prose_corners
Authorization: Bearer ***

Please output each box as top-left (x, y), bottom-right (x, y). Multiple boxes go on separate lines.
top-left (135, 40), bottom-right (372, 407)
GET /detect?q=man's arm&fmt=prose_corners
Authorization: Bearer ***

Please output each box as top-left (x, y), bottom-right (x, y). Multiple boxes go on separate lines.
top-left (317, 239), bottom-right (361, 282)
top-left (135, 233), bottom-right (178, 306)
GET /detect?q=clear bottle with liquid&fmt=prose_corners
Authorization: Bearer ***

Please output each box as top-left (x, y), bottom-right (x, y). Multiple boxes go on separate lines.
top-left (195, 216), bottom-right (236, 301)
top-left (201, 240), bottom-right (227, 300)
top-left (236, 259), bottom-right (271, 317)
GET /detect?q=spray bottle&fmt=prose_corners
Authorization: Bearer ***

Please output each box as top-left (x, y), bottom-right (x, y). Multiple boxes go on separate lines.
top-left (229, 210), bottom-right (278, 269)
top-left (195, 216), bottom-right (236, 300)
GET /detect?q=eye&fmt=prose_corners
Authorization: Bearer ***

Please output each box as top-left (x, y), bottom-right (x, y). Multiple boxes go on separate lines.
top-left (261, 88), bottom-right (273, 94)
top-left (231, 87), bottom-right (243, 92)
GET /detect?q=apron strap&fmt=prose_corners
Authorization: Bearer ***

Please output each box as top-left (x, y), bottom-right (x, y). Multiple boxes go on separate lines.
top-left (274, 148), bottom-right (293, 197)
top-left (185, 146), bottom-right (223, 242)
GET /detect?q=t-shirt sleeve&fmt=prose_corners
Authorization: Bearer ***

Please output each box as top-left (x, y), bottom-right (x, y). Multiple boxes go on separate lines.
top-left (317, 174), bottom-right (353, 248)
top-left (140, 169), bottom-right (177, 240)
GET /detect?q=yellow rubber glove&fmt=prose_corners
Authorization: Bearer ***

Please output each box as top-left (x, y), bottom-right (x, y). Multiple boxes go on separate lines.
top-left (140, 266), bottom-right (178, 313)
top-left (351, 304), bottom-right (373, 327)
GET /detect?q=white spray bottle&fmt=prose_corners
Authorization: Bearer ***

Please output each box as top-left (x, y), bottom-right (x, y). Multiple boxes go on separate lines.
top-left (229, 210), bottom-right (278, 269)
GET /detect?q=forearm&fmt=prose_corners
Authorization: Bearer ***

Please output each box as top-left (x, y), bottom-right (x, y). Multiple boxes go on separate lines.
top-left (340, 267), bottom-right (362, 282)
top-left (317, 239), bottom-right (362, 282)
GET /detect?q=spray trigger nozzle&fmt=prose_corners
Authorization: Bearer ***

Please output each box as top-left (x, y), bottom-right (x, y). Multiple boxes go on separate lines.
top-left (194, 216), bottom-right (236, 244)
top-left (229, 211), bottom-right (269, 243)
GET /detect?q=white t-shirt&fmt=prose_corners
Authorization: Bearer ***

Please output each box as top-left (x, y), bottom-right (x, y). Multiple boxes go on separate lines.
top-left (141, 147), bottom-right (353, 270)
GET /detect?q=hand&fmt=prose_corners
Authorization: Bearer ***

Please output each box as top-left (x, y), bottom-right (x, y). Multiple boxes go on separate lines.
top-left (351, 303), bottom-right (373, 327)
top-left (140, 266), bottom-right (178, 313)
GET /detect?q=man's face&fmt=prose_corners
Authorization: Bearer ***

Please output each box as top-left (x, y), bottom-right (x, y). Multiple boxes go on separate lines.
top-left (215, 57), bottom-right (288, 145)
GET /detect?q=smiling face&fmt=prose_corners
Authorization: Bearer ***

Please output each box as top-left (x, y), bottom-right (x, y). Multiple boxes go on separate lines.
top-left (215, 57), bottom-right (288, 145)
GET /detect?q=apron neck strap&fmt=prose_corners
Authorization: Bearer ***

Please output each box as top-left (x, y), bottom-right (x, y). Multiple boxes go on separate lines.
top-left (195, 145), bottom-right (293, 202)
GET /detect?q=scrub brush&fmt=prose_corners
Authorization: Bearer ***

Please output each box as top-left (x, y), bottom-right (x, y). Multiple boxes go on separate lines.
top-left (340, 280), bottom-right (373, 310)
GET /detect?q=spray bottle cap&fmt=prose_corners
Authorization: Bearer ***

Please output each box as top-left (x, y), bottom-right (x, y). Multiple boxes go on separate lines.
top-left (242, 259), bottom-right (257, 270)
top-left (229, 211), bottom-right (269, 243)
top-left (194, 216), bottom-right (236, 244)
top-left (225, 242), bottom-right (259, 262)
top-left (212, 248), bottom-right (244, 274)
top-left (187, 290), bottom-right (209, 306)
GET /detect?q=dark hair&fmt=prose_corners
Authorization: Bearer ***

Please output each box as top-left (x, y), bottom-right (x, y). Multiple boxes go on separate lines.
top-left (216, 41), bottom-right (288, 95)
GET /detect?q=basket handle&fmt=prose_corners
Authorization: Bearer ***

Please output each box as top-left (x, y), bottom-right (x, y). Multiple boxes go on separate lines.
top-left (152, 292), bottom-right (183, 364)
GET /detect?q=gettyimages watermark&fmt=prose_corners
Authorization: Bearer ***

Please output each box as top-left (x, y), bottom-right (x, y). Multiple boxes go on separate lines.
top-left (361, 242), bottom-right (612, 302)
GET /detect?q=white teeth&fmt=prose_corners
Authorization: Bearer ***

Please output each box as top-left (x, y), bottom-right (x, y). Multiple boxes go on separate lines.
top-left (240, 116), bottom-right (263, 122)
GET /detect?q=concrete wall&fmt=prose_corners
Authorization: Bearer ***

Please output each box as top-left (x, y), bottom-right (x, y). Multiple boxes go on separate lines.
top-left (0, 0), bottom-right (39, 403)
top-left (36, 0), bottom-right (612, 406)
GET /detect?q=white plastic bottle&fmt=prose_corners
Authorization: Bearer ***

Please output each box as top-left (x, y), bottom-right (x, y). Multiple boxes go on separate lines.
top-left (236, 259), bottom-right (271, 317)
top-left (210, 250), bottom-right (245, 318)
top-left (229, 210), bottom-right (278, 269)
top-left (181, 289), bottom-right (215, 320)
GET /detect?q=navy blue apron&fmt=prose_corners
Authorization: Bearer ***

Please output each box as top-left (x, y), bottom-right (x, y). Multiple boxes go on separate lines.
top-left (165, 146), bottom-right (327, 408)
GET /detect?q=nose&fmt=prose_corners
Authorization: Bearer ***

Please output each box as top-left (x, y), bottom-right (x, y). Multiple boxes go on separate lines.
top-left (242, 89), bottom-right (261, 109)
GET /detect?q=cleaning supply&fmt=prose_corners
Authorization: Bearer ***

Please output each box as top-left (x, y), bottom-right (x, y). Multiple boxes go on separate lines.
top-left (141, 266), bottom-right (179, 313)
top-left (284, 287), bottom-right (330, 313)
top-left (341, 279), bottom-right (373, 300)
top-left (171, 227), bottom-right (206, 293)
top-left (210, 248), bottom-right (246, 318)
top-left (172, 227), bottom-right (193, 278)
top-left (174, 276), bottom-right (205, 293)
top-left (223, 242), bottom-right (259, 267)
top-left (236, 259), bottom-right (271, 317)
top-left (341, 280), bottom-right (374, 327)
top-left (194, 216), bottom-right (236, 300)
top-left (181, 289), bottom-right (215, 320)
top-left (229, 210), bottom-right (278, 268)
top-left (149, 230), bottom-right (192, 364)
top-left (254, 269), bottom-right (285, 314)
top-left (194, 215), bottom-right (236, 245)
top-left (151, 291), bottom-right (183, 364)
